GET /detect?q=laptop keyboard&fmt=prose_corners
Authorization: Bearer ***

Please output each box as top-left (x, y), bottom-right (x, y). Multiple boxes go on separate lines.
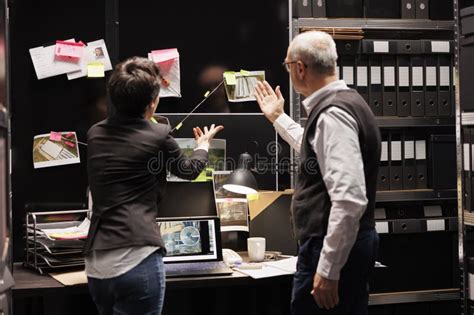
top-left (165, 261), bottom-right (233, 277)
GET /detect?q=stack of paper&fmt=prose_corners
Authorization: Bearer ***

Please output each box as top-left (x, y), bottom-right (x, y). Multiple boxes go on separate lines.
top-left (223, 70), bottom-right (265, 102)
top-left (29, 39), bottom-right (112, 80)
top-left (235, 256), bottom-right (297, 279)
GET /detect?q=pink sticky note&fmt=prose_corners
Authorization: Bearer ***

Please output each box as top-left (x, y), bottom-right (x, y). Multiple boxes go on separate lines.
top-left (55, 40), bottom-right (85, 63)
top-left (65, 132), bottom-right (74, 139)
top-left (64, 141), bottom-right (75, 148)
top-left (150, 48), bottom-right (179, 63)
top-left (50, 131), bottom-right (62, 142)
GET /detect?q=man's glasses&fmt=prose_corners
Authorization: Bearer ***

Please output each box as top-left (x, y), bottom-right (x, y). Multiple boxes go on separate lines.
top-left (281, 60), bottom-right (308, 72)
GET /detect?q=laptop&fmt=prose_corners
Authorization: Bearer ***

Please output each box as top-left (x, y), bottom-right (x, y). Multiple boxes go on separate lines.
top-left (157, 216), bottom-right (233, 277)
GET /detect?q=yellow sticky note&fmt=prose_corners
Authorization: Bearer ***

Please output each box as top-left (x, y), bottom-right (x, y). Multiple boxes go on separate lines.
top-left (247, 193), bottom-right (259, 201)
top-left (87, 62), bottom-right (105, 78)
top-left (224, 71), bottom-right (236, 85)
top-left (204, 91), bottom-right (210, 98)
top-left (240, 70), bottom-right (250, 76)
top-left (175, 122), bottom-right (183, 130)
top-left (150, 117), bottom-right (158, 124)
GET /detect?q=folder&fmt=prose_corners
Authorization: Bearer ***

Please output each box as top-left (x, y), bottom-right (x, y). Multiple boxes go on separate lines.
top-left (369, 56), bottom-right (383, 116)
top-left (465, 128), bottom-right (472, 211)
top-left (410, 56), bottom-right (425, 117)
top-left (382, 56), bottom-right (397, 116)
top-left (415, 135), bottom-right (427, 189)
top-left (401, 0), bottom-right (416, 19)
top-left (415, 0), bottom-right (429, 19)
top-left (389, 131), bottom-right (403, 190)
top-left (438, 55), bottom-right (453, 116)
top-left (424, 55), bottom-right (439, 117)
top-left (356, 55), bottom-right (369, 104)
top-left (403, 131), bottom-right (417, 189)
top-left (396, 40), bottom-right (422, 55)
top-left (397, 55), bottom-right (411, 117)
top-left (292, 0), bottom-right (312, 17)
top-left (312, 0), bottom-right (326, 17)
top-left (341, 56), bottom-right (356, 89)
top-left (378, 131), bottom-right (390, 191)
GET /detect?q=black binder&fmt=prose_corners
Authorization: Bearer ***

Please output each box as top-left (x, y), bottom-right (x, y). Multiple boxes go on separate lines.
top-left (365, 0), bottom-right (401, 18)
top-left (397, 55), bottom-right (411, 117)
top-left (382, 56), bottom-right (397, 117)
top-left (403, 131), bottom-right (417, 190)
top-left (326, 0), bottom-right (363, 18)
top-left (341, 56), bottom-right (356, 89)
top-left (396, 40), bottom-right (422, 55)
top-left (378, 131), bottom-right (390, 191)
top-left (292, 0), bottom-right (312, 18)
top-left (312, 0), bottom-right (326, 17)
top-left (424, 55), bottom-right (439, 117)
top-left (465, 128), bottom-right (472, 211)
top-left (429, 0), bottom-right (453, 20)
top-left (415, 0), bottom-right (429, 19)
top-left (471, 129), bottom-right (474, 212)
top-left (356, 55), bottom-right (369, 104)
top-left (421, 40), bottom-right (453, 54)
top-left (438, 55), bottom-right (453, 117)
top-left (410, 56), bottom-right (425, 117)
top-left (401, 0), bottom-right (416, 19)
top-left (389, 131), bottom-right (403, 190)
top-left (369, 56), bottom-right (383, 116)
top-left (362, 40), bottom-right (397, 54)
top-left (415, 134), bottom-right (428, 189)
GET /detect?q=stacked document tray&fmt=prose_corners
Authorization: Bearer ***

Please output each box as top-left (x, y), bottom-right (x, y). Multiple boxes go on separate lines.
top-left (25, 210), bottom-right (89, 274)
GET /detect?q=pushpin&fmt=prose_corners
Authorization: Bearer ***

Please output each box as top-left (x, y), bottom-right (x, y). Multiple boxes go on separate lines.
top-left (175, 122), bottom-right (183, 130)
top-left (204, 91), bottom-right (210, 98)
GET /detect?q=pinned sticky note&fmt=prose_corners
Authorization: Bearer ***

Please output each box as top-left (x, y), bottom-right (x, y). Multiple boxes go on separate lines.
top-left (65, 132), bottom-right (74, 139)
top-left (64, 141), bottom-right (75, 148)
top-left (49, 131), bottom-right (62, 142)
top-left (247, 193), bottom-right (259, 201)
top-left (87, 62), bottom-right (105, 78)
top-left (175, 122), bottom-right (183, 130)
top-left (204, 91), bottom-right (210, 98)
top-left (240, 70), bottom-right (250, 76)
top-left (224, 72), bottom-right (236, 85)
top-left (150, 117), bottom-right (158, 124)
top-left (55, 40), bottom-right (85, 63)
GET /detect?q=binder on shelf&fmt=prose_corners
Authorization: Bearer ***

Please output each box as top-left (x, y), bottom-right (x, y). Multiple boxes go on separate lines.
top-left (410, 56), bottom-right (425, 117)
top-left (471, 129), bottom-right (474, 212)
top-left (438, 55), bottom-right (453, 117)
top-left (424, 55), bottom-right (439, 117)
top-left (365, 0), bottom-right (401, 18)
top-left (397, 55), bottom-right (411, 117)
top-left (292, 0), bottom-right (312, 18)
top-left (326, 0), bottom-right (363, 18)
top-left (403, 131), bottom-right (417, 190)
top-left (378, 131), bottom-right (390, 191)
top-left (336, 40), bottom-right (361, 55)
top-left (382, 56), bottom-right (397, 117)
top-left (356, 55), bottom-right (369, 104)
top-left (341, 56), bottom-right (356, 89)
top-left (401, 0), bottom-right (416, 19)
top-left (362, 40), bottom-right (397, 54)
top-left (312, 0), bottom-right (326, 17)
top-left (415, 0), bottom-right (429, 19)
top-left (429, 0), bottom-right (453, 20)
top-left (396, 40), bottom-right (422, 55)
top-left (415, 134), bottom-right (428, 189)
top-left (465, 128), bottom-right (472, 211)
top-left (389, 131), bottom-right (403, 190)
top-left (369, 56), bottom-right (383, 116)
top-left (421, 40), bottom-right (453, 54)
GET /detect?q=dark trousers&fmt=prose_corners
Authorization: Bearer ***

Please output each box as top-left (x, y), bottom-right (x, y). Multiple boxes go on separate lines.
top-left (291, 229), bottom-right (379, 315)
top-left (88, 251), bottom-right (166, 315)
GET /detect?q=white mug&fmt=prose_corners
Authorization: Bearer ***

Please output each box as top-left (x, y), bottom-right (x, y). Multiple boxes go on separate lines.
top-left (247, 237), bottom-right (266, 262)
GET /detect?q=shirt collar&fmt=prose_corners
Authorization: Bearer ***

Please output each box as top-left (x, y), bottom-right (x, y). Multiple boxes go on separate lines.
top-left (301, 80), bottom-right (349, 116)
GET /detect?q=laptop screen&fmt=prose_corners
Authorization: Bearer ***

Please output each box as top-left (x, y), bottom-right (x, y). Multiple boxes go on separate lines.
top-left (157, 216), bottom-right (223, 263)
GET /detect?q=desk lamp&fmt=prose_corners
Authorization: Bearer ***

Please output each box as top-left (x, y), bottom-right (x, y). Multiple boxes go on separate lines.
top-left (223, 152), bottom-right (258, 195)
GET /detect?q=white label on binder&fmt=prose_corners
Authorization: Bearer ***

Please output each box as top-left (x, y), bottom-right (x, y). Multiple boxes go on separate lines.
top-left (471, 145), bottom-right (474, 167)
top-left (431, 41), bottom-right (450, 53)
top-left (398, 67), bottom-right (409, 87)
top-left (427, 219), bottom-right (445, 232)
top-left (357, 66), bottom-right (368, 87)
top-left (391, 141), bottom-right (402, 161)
top-left (453, 67), bottom-right (456, 86)
top-left (465, 143), bottom-right (471, 171)
top-left (381, 141), bottom-right (388, 161)
top-left (371, 67), bottom-right (381, 84)
top-left (342, 66), bottom-right (354, 85)
top-left (415, 140), bottom-right (426, 160)
top-left (374, 41), bottom-right (389, 53)
top-left (404, 140), bottom-right (415, 159)
top-left (412, 67), bottom-right (423, 87)
top-left (440, 66), bottom-right (450, 87)
top-left (375, 222), bottom-right (389, 234)
top-left (426, 66), bottom-right (437, 86)
top-left (335, 66), bottom-right (340, 79)
top-left (384, 67), bottom-right (395, 87)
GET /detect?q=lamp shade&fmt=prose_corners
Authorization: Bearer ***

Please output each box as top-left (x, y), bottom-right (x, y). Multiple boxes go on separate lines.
top-left (223, 152), bottom-right (258, 195)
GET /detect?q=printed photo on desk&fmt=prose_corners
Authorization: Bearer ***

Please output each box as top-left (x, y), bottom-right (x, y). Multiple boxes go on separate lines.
top-left (32, 131), bottom-right (80, 168)
top-left (213, 170), bottom-right (249, 232)
top-left (167, 138), bottom-right (226, 182)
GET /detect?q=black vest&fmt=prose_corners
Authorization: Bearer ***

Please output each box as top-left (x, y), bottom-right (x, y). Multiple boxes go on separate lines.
top-left (291, 89), bottom-right (381, 241)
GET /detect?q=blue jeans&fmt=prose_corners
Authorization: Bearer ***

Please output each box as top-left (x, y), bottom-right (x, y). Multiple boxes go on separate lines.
top-left (291, 229), bottom-right (379, 315)
top-left (88, 251), bottom-right (166, 315)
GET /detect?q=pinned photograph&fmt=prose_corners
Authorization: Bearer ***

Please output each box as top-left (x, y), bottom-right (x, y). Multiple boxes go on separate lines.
top-left (223, 70), bottom-right (265, 102)
top-left (94, 46), bottom-right (104, 59)
top-left (33, 132), bottom-right (80, 168)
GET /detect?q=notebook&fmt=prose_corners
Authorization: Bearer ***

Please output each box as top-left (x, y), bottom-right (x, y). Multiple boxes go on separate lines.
top-left (157, 216), bottom-right (233, 277)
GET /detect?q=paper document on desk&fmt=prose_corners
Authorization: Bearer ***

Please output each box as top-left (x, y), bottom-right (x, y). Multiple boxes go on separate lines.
top-left (41, 217), bottom-right (90, 240)
top-left (235, 256), bottom-right (296, 279)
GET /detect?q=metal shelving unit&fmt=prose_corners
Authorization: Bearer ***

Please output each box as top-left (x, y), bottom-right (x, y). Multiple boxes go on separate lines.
top-left (369, 289), bottom-right (460, 306)
top-left (376, 189), bottom-right (457, 203)
top-left (301, 116), bottom-right (455, 128)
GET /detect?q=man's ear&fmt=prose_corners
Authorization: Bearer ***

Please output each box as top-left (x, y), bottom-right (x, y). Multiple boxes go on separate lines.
top-left (297, 61), bottom-right (306, 79)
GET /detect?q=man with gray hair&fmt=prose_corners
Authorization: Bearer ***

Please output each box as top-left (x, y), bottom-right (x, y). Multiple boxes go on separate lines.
top-left (255, 31), bottom-right (380, 314)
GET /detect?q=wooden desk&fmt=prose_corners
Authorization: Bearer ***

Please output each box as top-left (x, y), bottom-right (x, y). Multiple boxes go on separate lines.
top-left (12, 263), bottom-right (293, 315)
